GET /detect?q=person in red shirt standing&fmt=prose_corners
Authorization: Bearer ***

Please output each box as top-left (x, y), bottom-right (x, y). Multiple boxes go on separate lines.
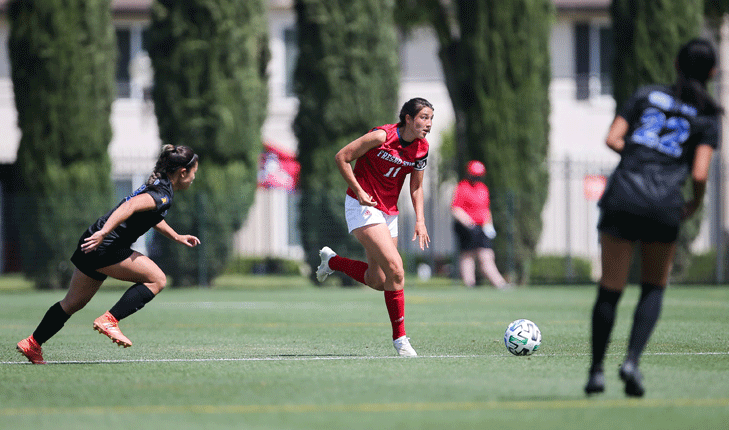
top-left (451, 160), bottom-right (509, 289)
top-left (315, 98), bottom-right (433, 357)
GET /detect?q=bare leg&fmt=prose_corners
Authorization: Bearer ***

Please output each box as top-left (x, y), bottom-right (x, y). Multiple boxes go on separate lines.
top-left (586, 233), bottom-right (635, 394)
top-left (352, 224), bottom-right (403, 292)
top-left (618, 240), bottom-right (676, 397)
top-left (98, 251), bottom-right (167, 294)
top-left (59, 268), bottom-right (105, 315)
top-left (476, 248), bottom-right (507, 288)
top-left (352, 224), bottom-right (413, 354)
top-left (599, 233), bottom-right (635, 292)
top-left (458, 251), bottom-right (476, 287)
top-left (640, 241), bottom-right (676, 286)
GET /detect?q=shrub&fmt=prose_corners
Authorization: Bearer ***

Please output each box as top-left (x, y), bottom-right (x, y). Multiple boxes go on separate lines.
top-left (529, 254), bottom-right (592, 284)
top-left (225, 256), bottom-right (304, 276)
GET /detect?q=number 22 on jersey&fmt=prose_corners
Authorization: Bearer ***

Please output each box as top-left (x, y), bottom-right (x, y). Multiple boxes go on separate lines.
top-left (631, 107), bottom-right (690, 158)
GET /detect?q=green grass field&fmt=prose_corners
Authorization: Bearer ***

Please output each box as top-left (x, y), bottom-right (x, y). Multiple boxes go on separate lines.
top-left (2, 277), bottom-right (728, 429)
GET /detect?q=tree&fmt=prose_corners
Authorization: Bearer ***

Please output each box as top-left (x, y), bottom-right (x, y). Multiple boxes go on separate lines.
top-left (294, 0), bottom-right (400, 283)
top-left (611, 0), bottom-right (705, 282)
top-left (147, 0), bottom-right (270, 286)
top-left (8, 0), bottom-right (116, 289)
top-left (396, 0), bottom-right (554, 282)
top-left (612, 0), bottom-right (703, 109)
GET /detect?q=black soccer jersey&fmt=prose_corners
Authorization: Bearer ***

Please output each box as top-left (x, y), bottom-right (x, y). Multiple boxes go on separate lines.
top-left (599, 85), bottom-right (720, 226)
top-left (86, 177), bottom-right (174, 248)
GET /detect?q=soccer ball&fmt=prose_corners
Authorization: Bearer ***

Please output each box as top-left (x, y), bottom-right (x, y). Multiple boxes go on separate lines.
top-left (504, 319), bottom-right (542, 356)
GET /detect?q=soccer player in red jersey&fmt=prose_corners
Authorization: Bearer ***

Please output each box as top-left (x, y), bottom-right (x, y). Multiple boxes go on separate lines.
top-left (316, 98), bottom-right (433, 357)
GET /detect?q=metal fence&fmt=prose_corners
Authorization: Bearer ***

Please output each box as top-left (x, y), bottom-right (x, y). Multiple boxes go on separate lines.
top-left (2, 155), bottom-right (727, 283)
top-left (398, 155), bottom-right (728, 283)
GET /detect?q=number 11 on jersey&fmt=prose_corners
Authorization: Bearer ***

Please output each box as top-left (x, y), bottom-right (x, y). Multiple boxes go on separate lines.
top-left (384, 166), bottom-right (401, 178)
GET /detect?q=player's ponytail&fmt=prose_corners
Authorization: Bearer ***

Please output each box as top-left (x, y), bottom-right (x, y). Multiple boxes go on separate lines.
top-left (147, 145), bottom-right (198, 185)
top-left (674, 39), bottom-right (723, 115)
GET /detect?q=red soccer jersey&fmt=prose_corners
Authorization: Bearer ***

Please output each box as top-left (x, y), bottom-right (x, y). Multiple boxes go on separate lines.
top-left (451, 179), bottom-right (490, 225)
top-left (346, 123), bottom-right (429, 215)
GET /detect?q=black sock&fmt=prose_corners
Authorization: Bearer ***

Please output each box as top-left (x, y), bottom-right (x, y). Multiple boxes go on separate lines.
top-left (108, 283), bottom-right (156, 321)
top-left (590, 285), bottom-right (622, 371)
top-left (625, 283), bottom-right (664, 366)
top-left (32, 302), bottom-right (71, 345)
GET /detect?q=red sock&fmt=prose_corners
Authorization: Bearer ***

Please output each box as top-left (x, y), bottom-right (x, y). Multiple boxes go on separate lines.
top-left (328, 255), bottom-right (367, 285)
top-left (384, 290), bottom-right (406, 340)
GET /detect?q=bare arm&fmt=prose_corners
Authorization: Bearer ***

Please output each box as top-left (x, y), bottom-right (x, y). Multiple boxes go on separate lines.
top-left (410, 169), bottom-right (430, 250)
top-left (605, 116), bottom-right (630, 154)
top-left (154, 220), bottom-right (201, 247)
top-left (683, 144), bottom-right (714, 219)
top-left (80, 193), bottom-right (157, 253)
top-left (334, 129), bottom-right (387, 207)
top-left (451, 207), bottom-right (476, 227)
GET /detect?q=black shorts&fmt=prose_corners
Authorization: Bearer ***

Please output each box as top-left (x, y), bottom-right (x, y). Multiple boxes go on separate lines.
top-left (597, 209), bottom-right (679, 243)
top-left (454, 222), bottom-right (493, 251)
top-left (70, 233), bottom-right (134, 281)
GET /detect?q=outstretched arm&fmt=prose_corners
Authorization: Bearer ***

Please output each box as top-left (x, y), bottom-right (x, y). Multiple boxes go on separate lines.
top-left (154, 220), bottom-right (201, 247)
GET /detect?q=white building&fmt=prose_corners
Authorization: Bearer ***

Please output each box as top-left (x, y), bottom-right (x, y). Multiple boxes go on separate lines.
top-left (0, 0), bottom-right (725, 277)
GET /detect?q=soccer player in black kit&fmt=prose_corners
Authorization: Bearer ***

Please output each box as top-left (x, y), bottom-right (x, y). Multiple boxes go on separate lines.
top-left (17, 145), bottom-right (200, 364)
top-left (585, 39), bottom-right (722, 397)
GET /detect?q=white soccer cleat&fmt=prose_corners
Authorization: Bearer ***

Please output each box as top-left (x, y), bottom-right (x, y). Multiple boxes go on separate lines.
top-left (316, 246), bottom-right (336, 282)
top-left (393, 335), bottom-right (417, 357)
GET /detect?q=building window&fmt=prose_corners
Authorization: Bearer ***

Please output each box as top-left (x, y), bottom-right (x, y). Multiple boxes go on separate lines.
top-left (116, 28), bottom-right (132, 98)
top-left (284, 27), bottom-right (298, 98)
top-left (599, 27), bottom-right (614, 96)
top-left (0, 27), bottom-right (10, 79)
top-left (574, 22), bottom-right (613, 100)
top-left (115, 25), bottom-right (150, 100)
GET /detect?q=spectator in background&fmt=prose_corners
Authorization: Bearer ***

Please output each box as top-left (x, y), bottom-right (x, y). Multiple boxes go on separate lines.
top-left (451, 160), bottom-right (509, 289)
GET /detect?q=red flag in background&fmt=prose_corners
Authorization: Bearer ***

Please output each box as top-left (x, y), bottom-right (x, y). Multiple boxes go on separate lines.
top-left (258, 143), bottom-right (300, 191)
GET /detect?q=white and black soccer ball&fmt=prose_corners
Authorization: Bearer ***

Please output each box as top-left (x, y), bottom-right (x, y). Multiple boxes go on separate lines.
top-left (504, 319), bottom-right (542, 356)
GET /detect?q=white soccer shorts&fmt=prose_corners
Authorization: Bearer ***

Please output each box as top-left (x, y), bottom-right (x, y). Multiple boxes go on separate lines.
top-left (344, 195), bottom-right (398, 238)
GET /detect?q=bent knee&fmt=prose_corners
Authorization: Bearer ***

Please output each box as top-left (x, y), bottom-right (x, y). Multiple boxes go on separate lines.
top-left (365, 271), bottom-right (387, 291)
top-left (386, 264), bottom-right (405, 285)
top-left (146, 274), bottom-right (167, 294)
top-left (60, 298), bottom-right (90, 315)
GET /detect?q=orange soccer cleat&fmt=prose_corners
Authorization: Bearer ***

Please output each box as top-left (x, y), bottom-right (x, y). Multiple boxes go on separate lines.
top-left (93, 311), bottom-right (132, 348)
top-left (17, 335), bottom-right (46, 364)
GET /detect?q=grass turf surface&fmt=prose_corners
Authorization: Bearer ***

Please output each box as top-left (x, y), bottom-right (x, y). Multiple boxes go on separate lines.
top-left (1, 279), bottom-right (728, 429)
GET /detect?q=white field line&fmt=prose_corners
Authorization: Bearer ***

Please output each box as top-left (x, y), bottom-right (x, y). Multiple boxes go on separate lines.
top-left (2, 351), bottom-right (727, 365)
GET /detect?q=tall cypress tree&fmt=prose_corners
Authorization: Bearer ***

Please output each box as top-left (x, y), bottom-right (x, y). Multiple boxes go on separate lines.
top-left (294, 0), bottom-right (399, 282)
top-left (147, 0), bottom-right (269, 286)
top-left (8, 0), bottom-right (115, 289)
top-left (611, 0), bottom-right (703, 281)
top-left (396, 0), bottom-right (553, 282)
top-left (612, 0), bottom-right (702, 109)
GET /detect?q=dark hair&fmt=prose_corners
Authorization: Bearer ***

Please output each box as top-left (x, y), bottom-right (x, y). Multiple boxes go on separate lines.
top-left (147, 145), bottom-right (198, 185)
top-left (397, 97), bottom-right (434, 126)
top-left (674, 38), bottom-right (723, 115)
